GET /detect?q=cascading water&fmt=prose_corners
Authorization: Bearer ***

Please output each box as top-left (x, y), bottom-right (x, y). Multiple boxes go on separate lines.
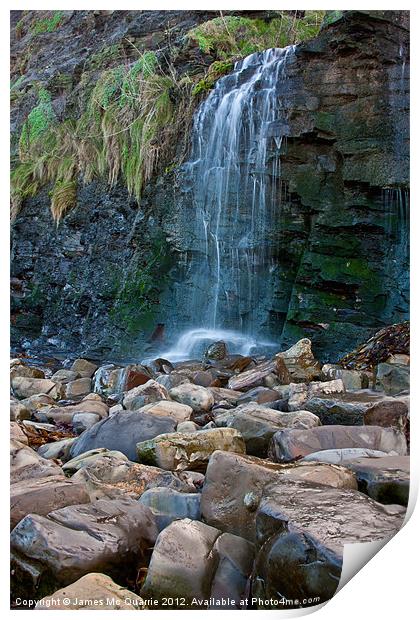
top-left (159, 47), bottom-right (295, 361)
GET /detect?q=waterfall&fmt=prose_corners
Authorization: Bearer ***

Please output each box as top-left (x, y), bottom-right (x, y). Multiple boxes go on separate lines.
top-left (159, 47), bottom-right (295, 361)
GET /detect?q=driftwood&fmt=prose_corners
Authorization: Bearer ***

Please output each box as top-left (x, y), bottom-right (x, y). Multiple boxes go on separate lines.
top-left (18, 421), bottom-right (73, 450)
top-left (228, 357), bottom-right (290, 391)
top-left (340, 322), bottom-right (409, 370)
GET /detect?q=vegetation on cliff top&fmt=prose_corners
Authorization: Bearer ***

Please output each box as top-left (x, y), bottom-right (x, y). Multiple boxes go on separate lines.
top-left (188, 12), bottom-right (325, 59)
top-left (11, 10), bottom-right (325, 222)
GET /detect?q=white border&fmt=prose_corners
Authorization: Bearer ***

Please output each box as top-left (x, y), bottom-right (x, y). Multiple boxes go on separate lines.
top-left (2, 2), bottom-right (417, 618)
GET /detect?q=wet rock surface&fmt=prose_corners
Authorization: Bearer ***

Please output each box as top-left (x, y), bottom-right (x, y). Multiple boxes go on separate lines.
top-left (252, 481), bottom-right (405, 607)
top-left (342, 455), bottom-right (410, 505)
top-left (269, 425), bottom-right (407, 462)
top-left (11, 497), bottom-right (158, 599)
top-left (201, 451), bottom-right (357, 541)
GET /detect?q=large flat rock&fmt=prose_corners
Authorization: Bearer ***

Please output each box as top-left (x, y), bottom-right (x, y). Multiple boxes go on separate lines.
top-left (268, 425), bottom-right (407, 463)
top-left (10, 475), bottom-right (90, 530)
top-left (252, 481), bottom-right (406, 607)
top-left (71, 452), bottom-right (202, 500)
top-left (201, 451), bottom-right (357, 541)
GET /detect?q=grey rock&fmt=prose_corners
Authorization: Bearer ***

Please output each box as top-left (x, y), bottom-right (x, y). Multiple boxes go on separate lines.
top-left (73, 412), bottom-right (101, 434)
top-left (38, 437), bottom-right (77, 461)
top-left (69, 410), bottom-right (176, 461)
top-left (177, 420), bottom-right (200, 433)
top-left (139, 487), bottom-right (201, 530)
top-left (377, 363), bottom-right (410, 395)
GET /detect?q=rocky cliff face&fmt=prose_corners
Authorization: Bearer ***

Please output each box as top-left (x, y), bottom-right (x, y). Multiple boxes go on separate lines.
top-left (11, 10), bottom-right (409, 362)
top-left (271, 11), bottom-right (409, 354)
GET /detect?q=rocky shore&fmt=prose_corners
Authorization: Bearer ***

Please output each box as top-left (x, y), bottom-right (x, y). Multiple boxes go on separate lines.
top-left (10, 327), bottom-right (410, 609)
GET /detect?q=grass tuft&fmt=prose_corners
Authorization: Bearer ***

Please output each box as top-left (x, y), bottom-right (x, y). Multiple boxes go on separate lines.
top-left (30, 11), bottom-right (63, 35)
top-left (50, 179), bottom-right (77, 224)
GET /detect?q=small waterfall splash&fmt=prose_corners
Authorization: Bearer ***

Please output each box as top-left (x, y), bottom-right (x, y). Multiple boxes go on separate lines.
top-left (158, 328), bottom-right (278, 363)
top-left (161, 47), bottom-right (295, 361)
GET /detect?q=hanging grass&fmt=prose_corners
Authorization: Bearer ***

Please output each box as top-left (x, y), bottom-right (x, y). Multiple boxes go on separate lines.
top-left (50, 179), bottom-right (77, 224)
top-left (11, 13), bottom-right (325, 223)
top-left (11, 52), bottom-right (183, 221)
top-left (10, 162), bottom-right (40, 220)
